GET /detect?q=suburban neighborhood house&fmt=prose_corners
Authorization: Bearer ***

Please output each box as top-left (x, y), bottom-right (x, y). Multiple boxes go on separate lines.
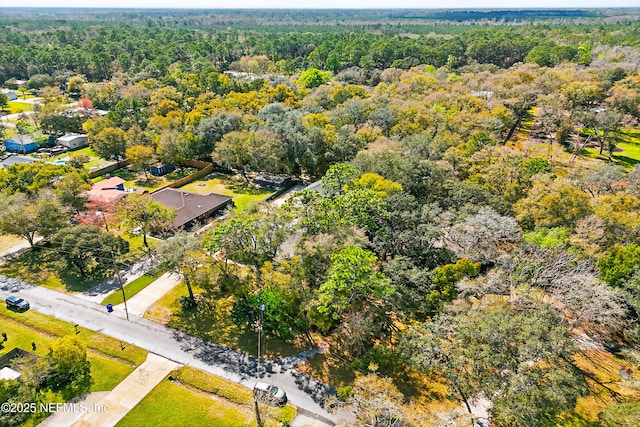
top-left (1, 154), bottom-right (38, 168)
top-left (3, 135), bottom-right (38, 154)
top-left (87, 176), bottom-right (134, 204)
top-left (150, 188), bottom-right (233, 229)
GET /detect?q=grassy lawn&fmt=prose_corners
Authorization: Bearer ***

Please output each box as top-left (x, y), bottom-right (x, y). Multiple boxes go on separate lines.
top-left (101, 265), bottom-right (166, 306)
top-left (3, 100), bottom-right (34, 114)
top-left (0, 247), bottom-right (108, 293)
top-left (0, 235), bottom-right (150, 295)
top-left (180, 173), bottom-right (272, 212)
top-left (579, 127), bottom-right (640, 169)
top-left (0, 307), bottom-right (147, 425)
top-left (116, 366), bottom-right (295, 427)
top-left (144, 284), bottom-right (308, 358)
top-left (50, 146), bottom-right (109, 170)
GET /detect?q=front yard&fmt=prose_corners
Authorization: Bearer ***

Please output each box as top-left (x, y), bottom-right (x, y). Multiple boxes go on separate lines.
top-left (116, 366), bottom-right (295, 427)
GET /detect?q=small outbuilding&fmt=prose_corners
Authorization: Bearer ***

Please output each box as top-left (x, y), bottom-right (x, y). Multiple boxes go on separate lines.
top-left (150, 162), bottom-right (175, 176)
top-left (3, 136), bottom-right (38, 154)
top-left (57, 133), bottom-right (88, 150)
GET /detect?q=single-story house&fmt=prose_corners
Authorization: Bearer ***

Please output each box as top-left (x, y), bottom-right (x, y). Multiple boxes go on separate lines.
top-left (1, 155), bottom-right (38, 168)
top-left (87, 176), bottom-right (129, 204)
top-left (0, 89), bottom-right (17, 101)
top-left (150, 162), bottom-right (175, 176)
top-left (57, 133), bottom-right (88, 150)
top-left (253, 173), bottom-right (292, 190)
top-left (150, 188), bottom-right (233, 229)
top-left (3, 136), bottom-right (38, 154)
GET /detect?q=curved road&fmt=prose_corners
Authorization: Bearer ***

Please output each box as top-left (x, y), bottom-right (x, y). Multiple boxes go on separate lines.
top-left (0, 275), bottom-right (336, 426)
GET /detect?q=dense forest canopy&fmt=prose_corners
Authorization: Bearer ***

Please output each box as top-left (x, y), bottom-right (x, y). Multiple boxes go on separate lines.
top-left (1, 8), bottom-right (639, 83)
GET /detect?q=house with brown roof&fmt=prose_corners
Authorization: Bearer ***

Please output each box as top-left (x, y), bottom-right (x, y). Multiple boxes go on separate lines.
top-left (150, 188), bottom-right (233, 229)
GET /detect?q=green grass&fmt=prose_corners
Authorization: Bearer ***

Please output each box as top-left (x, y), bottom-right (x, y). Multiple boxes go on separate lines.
top-left (180, 173), bottom-right (272, 212)
top-left (88, 351), bottom-right (137, 391)
top-left (0, 308), bottom-right (146, 426)
top-left (0, 305), bottom-right (147, 365)
top-left (117, 367), bottom-right (296, 427)
top-left (579, 128), bottom-right (640, 169)
top-left (51, 146), bottom-right (108, 169)
top-left (101, 266), bottom-right (166, 306)
top-left (0, 248), bottom-right (108, 293)
top-left (116, 380), bottom-right (259, 427)
top-left (3, 100), bottom-right (34, 114)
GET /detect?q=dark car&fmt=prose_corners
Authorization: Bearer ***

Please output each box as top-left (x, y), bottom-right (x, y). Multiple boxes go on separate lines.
top-left (6, 296), bottom-right (30, 311)
top-left (253, 382), bottom-right (287, 406)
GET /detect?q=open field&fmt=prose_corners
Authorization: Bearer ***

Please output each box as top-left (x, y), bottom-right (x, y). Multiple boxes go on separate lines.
top-left (116, 366), bottom-right (295, 427)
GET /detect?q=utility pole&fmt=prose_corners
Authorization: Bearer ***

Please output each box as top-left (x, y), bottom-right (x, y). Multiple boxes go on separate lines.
top-left (253, 303), bottom-right (266, 427)
top-left (111, 250), bottom-right (129, 321)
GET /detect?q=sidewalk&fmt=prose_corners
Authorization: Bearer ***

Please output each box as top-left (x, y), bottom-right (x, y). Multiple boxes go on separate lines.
top-left (70, 353), bottom-right (180, 427)
top-left (117, 271), bottom-right (182, 316)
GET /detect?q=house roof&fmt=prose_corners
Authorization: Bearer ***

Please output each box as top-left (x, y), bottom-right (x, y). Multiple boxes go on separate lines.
top-left (1, 155), bottom-right (38, 167)
top-left (4, 135), bottom-right (35, 146)
top-left (150, 188), bottom-right (232, 229)
top-left (0, 367), bottom-right (21, 380)
top-left (57, 133), bottom-right (87, 142)
top-left (254, 173), bottom-right (290, 185)
top-left (87, 176), bottom-right (127, 203)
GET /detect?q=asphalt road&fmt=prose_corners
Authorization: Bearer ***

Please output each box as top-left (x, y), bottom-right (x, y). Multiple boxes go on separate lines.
top-left (0, 275), bottom-right (337, 426)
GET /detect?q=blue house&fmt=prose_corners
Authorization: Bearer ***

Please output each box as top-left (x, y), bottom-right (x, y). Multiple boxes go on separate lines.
top-left (3, 136), bottom-right (38, 154)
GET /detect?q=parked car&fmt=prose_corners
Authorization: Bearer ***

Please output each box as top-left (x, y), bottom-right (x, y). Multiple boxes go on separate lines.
top-left (253, 382), bottom-right (287, 406)
top-left (6, 295), bottom-right (30, 311)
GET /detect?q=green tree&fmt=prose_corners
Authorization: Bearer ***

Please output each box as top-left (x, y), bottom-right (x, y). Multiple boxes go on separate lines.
top-left (0, 193), bottom-right (65, 248)
top-left (211, 131), bottom-right (255, 184)
top-left (155, 231), bottom-right (204, 305)
top-left (320, 163), bottom-right (360, 197)
top-left (116, 194), bottom-right (176, 250)
top-left (91, 127), bottom-right (128, 161)
top-left (53, 170), bottom-right (91, 214)
top-left (311, 246), bottom-right (394, 332)
top-left (514, 181), bottom-right (592, 230)
top-left (401, 297), bottom-right (589, 427)
top-left (125, 145), bottom-right (155, 180)
top-left (47, 336), bottom-right (92, 398)
top-left (0, 93), bottom-right (8, 111)
top-left (297, 68), bottom-right (332, 88)
top-left (597, 244), bottom-right (640, 288)
top-left (53, 225), bottom-right (129, 277)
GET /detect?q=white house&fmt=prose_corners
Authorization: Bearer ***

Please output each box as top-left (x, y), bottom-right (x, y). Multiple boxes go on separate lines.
top-left (57, 133), bottom-right (88, 150)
